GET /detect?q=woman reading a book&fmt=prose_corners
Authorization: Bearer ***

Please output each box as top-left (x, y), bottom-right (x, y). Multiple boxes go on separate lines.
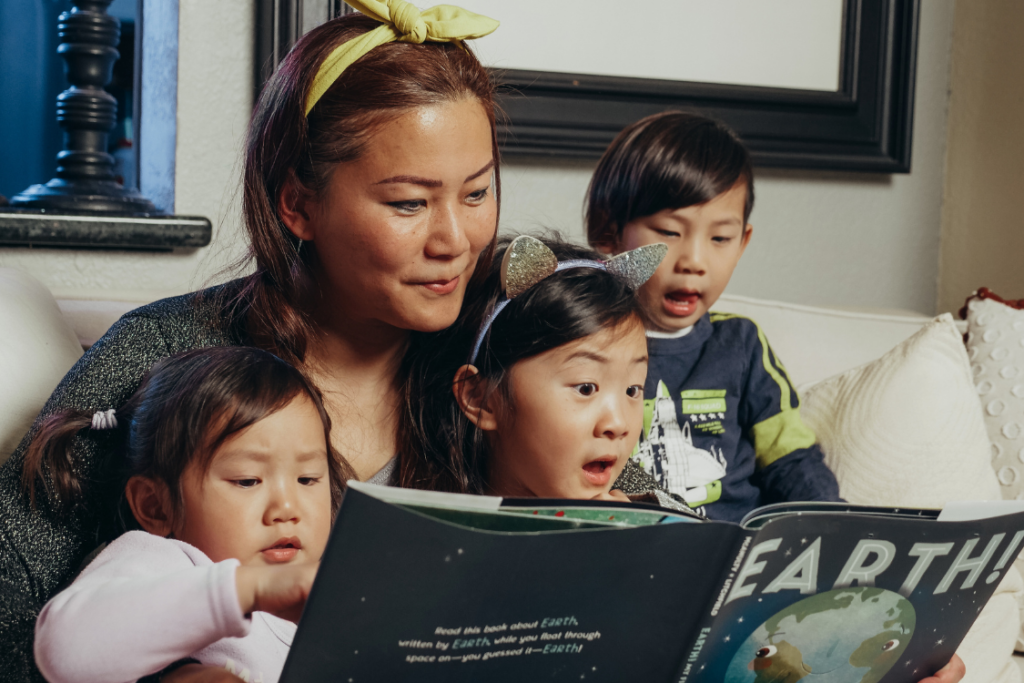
top-left (1, 3), bottom-right (502, 680)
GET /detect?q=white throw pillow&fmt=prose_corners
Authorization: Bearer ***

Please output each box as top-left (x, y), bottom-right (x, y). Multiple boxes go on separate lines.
top-left (963, 297), bottom-right (1024, 656)
top-left (0, 268), bottom-right (83, 464)
top-left (964, 297), bottom-right (1024, 499)
top-left (799, 313), bottom-right (1018, 682)
top-left (801, 313), bottom-right (1000, 506)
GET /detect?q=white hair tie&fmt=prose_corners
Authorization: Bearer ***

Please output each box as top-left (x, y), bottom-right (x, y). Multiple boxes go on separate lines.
top-left (91, 409), bottom-right (118, 431)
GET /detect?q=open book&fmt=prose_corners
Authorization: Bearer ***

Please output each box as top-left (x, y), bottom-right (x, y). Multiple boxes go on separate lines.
top-left (280, 482), bottom-right (1024, 683)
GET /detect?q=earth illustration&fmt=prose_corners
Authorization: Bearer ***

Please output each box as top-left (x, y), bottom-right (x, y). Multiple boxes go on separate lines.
top-left (724, 587), bottom-right (916, 683)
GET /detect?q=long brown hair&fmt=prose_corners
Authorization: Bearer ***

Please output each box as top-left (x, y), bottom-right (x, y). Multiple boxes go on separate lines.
top-left (23, 347), bottom-right (352, 524)
top-left (231, 13), bottom-right (501, 365)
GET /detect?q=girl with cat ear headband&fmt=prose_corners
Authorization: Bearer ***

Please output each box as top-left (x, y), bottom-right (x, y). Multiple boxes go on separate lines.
top-left (408, 234), bottom-right (697, 512)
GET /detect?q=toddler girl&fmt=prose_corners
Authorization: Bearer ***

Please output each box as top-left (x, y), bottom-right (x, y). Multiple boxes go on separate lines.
top-left (27, 346), bottom-right (351, 683)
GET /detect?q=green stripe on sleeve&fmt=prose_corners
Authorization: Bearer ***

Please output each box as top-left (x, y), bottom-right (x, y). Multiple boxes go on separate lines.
top-left (751, 409), bottom-right (817, 469)
top-left (710, 311), bottom-right (793, 412)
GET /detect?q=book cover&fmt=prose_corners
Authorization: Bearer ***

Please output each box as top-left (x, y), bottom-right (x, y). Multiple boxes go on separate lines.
top-left (280, 485), bottom-right (1024, 683)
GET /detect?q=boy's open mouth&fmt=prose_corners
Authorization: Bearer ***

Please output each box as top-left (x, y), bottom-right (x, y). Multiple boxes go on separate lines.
top-left (582, 457), bottom-right (617, 486)
top-left (663, 290), bottom-right (700, 318)
top-left (262, 537), bottom-right (302, 563)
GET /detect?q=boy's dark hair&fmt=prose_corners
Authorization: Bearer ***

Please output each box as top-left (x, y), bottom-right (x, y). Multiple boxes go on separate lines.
top-left (402, 235), bottom-right (646, 494)
top-left (22, 347), bottom-right (352, 525)
top-left (585, 111), bottom-right (755, 248)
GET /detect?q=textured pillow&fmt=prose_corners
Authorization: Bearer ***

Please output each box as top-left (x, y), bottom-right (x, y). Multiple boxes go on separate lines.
top-left (962, 296), bottom-right (1024, 657)
top-left (801, 313), bottom-right (1000, 506)
top-left (0, 268), bottom-right (83, 464)
top-left (964, 297), bottom-right (1024, 500)
top-left (799, 313), bottom-right (1020, 681)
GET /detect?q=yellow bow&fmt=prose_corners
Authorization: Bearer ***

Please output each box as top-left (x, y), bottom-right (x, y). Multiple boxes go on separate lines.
top-left (305, 0), bottom-right (499, 115)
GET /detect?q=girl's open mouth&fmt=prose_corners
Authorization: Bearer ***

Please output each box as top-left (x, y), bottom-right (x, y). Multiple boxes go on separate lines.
top-left (663, 290), bottom-right (700, 318)
top-left (582, 457), bottom-right (617, 486)
top-left (262, 537), bottom-right (302, 563)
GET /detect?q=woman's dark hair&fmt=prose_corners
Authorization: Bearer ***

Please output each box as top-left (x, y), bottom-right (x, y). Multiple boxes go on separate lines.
top-left (403, 235), bottom-right (646, 493)
top-left (22, 347), bottom-right (352, 525)
top-left (230, 12), bottom-right (501, 365)
top-left (585, 111), bottom-right (754, 248)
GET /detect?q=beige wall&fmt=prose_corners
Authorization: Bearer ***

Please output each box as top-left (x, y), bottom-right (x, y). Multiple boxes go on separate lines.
top-left (938, 0), bottom-right (1024, 314)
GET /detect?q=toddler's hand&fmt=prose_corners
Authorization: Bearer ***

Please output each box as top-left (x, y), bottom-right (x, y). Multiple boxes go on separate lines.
top-left (592, 489), bottom-right (631, 502)
top-left (160, 663), bottom-right (247, 682)
top-left (917, 654), bottom-right (965, 683)
top-left (235, 562), bottom-right (319, 623)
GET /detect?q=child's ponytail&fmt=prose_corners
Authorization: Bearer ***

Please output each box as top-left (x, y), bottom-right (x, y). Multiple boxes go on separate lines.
top-left (22, 407), bottom-right (127, 512)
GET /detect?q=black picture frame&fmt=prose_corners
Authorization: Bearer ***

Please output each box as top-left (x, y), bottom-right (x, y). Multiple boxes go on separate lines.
top-left (255, 0), bottom-right (920, 173)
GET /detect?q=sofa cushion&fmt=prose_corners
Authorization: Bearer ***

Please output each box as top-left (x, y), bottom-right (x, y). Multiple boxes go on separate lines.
top-left (0, 269), bottom-right (84, 464)
top-left (962, 297), bottom-right (1024, 655)
top-left (964, 297), bottom-right (1024, 500)
top-left (800, 313), bottom-right (1000, 506)
top-left (713, 293), bottom-right (933, 388)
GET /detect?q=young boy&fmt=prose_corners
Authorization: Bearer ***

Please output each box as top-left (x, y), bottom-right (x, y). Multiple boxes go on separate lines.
top-left (586, 111), bottom-right (841, 522)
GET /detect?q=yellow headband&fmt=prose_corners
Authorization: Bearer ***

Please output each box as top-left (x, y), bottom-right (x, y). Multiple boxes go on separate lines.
top-left (305, 0), bottom-right (499, 116)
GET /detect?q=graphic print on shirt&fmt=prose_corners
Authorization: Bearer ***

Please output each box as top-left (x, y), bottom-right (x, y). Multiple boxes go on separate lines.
top-left (632, 381), bottom-right (727, 507)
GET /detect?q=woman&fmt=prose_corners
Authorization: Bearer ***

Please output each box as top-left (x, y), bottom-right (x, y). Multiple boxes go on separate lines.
top-left (1, 5), bottom-right (500, 681)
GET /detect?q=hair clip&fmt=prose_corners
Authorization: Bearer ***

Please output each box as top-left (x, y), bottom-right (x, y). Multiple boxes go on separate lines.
top-left (91, 409), bottom-right (118, 431)
top-left (470, 236), bottom-right (667, 362)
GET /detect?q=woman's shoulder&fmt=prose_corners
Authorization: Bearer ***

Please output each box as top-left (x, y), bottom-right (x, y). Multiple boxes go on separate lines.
top-left (116, 280), bottom-right (246, 343)
top-left (38, 280), bottom-right (248, 425)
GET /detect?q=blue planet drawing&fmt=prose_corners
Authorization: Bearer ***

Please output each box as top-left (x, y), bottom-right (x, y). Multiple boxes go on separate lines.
top-left (724, 587), bottom-right (915, 683)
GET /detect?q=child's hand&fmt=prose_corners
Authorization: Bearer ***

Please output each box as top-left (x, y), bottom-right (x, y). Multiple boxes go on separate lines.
top-left (235, 562), bottom-right (319, 623)
top-left (160, 664), bottom-right (247, 682)
top-left (917, 654), bottom-right (966, 683)
top-left (593, 489), bottom-right (631, 503)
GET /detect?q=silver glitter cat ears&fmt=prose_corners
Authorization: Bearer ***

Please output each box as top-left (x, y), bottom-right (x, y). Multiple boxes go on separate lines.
top-left (469, 236), bottom-right (668, 363)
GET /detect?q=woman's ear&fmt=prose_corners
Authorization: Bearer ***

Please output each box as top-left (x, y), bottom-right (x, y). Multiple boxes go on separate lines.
top-left (278, 174), bottom-right (317, 242)
top-left (453, 365), bottom-right (498, 431)
top-left (125, 476), bottom-right (175, 537)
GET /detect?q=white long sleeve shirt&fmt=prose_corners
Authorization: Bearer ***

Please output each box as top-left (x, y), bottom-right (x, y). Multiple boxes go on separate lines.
top-left (35, 530), bottom-right (294, 683)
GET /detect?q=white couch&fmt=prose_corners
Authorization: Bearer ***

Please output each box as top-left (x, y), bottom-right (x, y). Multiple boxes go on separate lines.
top-left (2, 267), bottom-right (1022, 682)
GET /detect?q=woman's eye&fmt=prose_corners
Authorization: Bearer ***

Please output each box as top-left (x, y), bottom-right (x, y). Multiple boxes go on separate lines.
top-left (387, 199), bottom-right (426, 214)
top-left (712, 236), bottom-right (731, 243)
top-left (654, 228), bottom-right (680, 238)
top-left (626, 385), bottom-right (644, 398)
top-left (573, 383), bottom-right (597, 397)
top-left (233, 479), bottom-right (259, 489)
top-left (466, 187), bottom-right (489, 204)
top-left (298, 476), bottom-right (322, 486)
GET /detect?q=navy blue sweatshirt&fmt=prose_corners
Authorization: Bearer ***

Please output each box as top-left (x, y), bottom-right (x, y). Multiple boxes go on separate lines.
top-left (633, 312), bottom-right (841, 522)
